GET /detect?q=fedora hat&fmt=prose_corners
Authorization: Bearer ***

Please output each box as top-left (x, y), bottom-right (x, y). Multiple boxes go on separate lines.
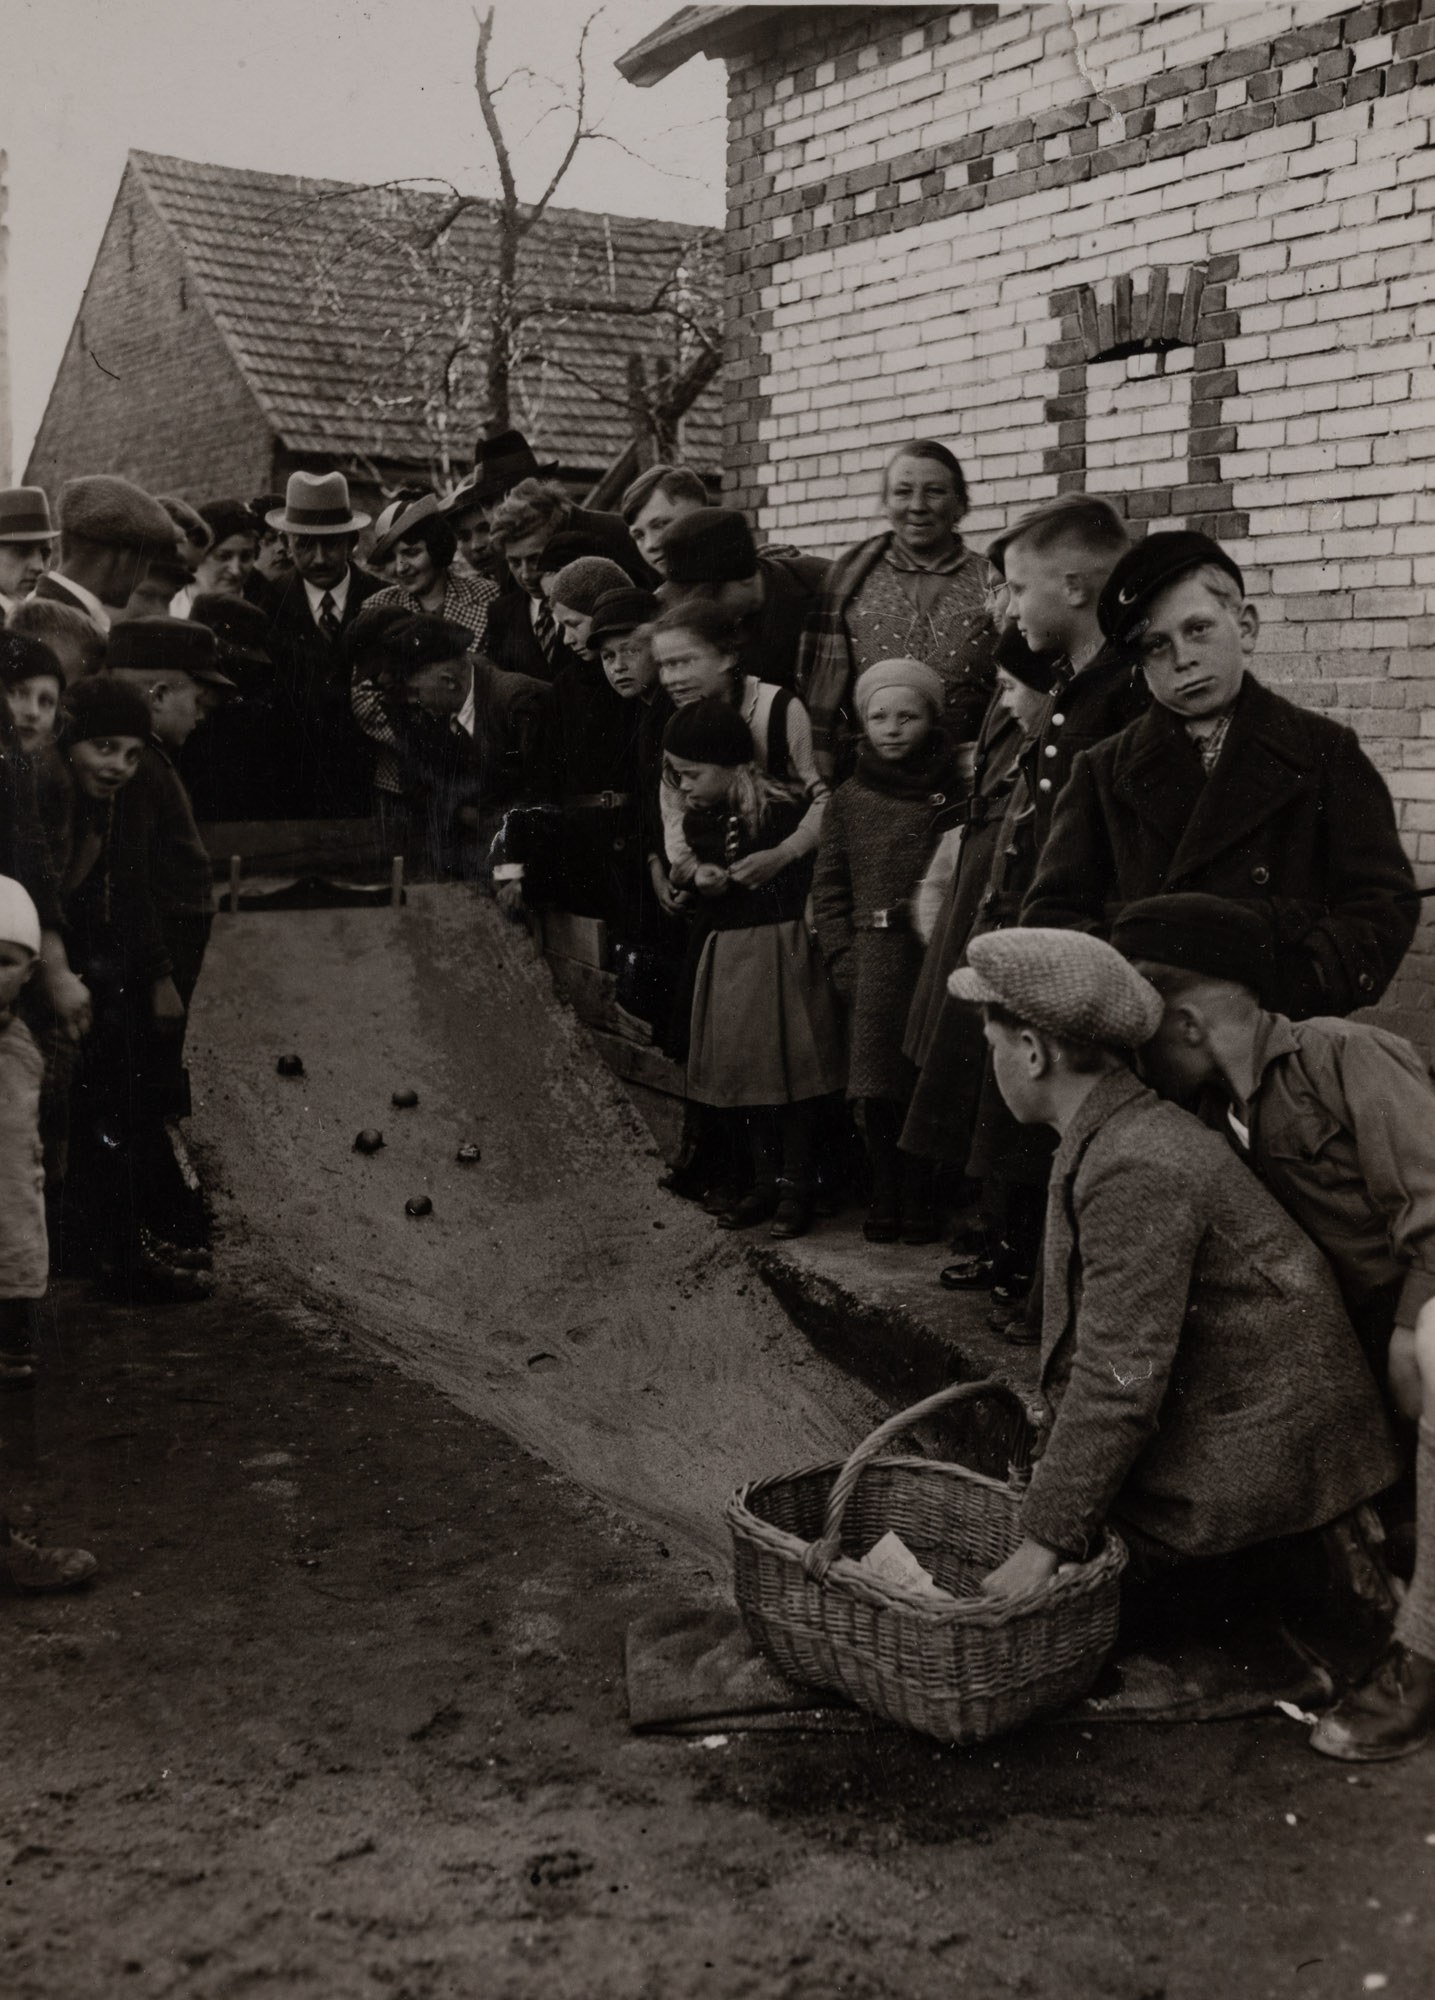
top-left (465, 429), bottom-right (559, 507)
top-left (266, 471), bottom-right (370, 537)
top-left (0, 487), bottom-right (55, 544)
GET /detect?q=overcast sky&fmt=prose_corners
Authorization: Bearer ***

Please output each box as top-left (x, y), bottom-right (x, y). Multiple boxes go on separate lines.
top-left (2, 0), bottom-right (728, 471)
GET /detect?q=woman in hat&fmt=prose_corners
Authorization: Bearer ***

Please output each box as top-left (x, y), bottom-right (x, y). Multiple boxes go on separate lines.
top-left (797, 440), bottom-right (1000, 780)
top-left (352, 493), bottom-right (498, 824)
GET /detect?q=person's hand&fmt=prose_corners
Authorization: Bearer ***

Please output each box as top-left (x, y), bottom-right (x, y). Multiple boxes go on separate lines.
top-left (495, 879), bottom-right (527, 918)
top-left (727, 846), bottom-right (786, 890)
top-left (979, 1537), bottom-right (1061, 1601)
top-left (693, 863), bottom-right (729, 898)
top-left (151, 976), bottom-right (187, 1035)
top-left (45, 965), bottom-right (92, 1042)
top-left (1390, 1306), bottom-right (1435, 1424)
top-left (649, 856), bottom-right (689, 917)
top-left (1414, 1298), bottom-right (1435, 1424)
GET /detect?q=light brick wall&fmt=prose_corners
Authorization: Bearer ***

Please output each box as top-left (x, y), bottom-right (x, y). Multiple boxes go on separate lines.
top-left (25, 165), bottom-right (278, 502)
top-left (722, 1), bottom-right (1435, 1046)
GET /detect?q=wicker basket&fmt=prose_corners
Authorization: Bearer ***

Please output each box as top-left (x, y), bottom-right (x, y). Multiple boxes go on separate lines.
top-left (727, 1379), bottom-right (1126, 1746)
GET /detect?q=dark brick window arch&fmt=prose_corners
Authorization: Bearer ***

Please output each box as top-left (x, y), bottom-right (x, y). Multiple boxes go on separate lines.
top-left (1044, 257), bottom-right (1246, 538)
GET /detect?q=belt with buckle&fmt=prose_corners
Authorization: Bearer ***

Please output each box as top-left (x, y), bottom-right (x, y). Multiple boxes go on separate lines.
top-left (855, 904), bottom-right (909, 932)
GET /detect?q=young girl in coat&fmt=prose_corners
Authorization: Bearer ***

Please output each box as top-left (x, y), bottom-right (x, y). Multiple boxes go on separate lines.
top-left (664, 698), bottom-right (844, 1240)
top-left (812, 658), bottom-right (960, 1243)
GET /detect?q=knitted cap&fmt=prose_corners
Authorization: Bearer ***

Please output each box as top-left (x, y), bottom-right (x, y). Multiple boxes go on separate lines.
top-left (1111, 893), bottom-right (1274, 995)
top-left (549, 557), bottom-right (632, 617)
top-left (661, 508), bottom-right (757, 585)
top-left (59, 476), bottom-right (180, 554)
top-left (0, 630), bottom-right (63, 690)
top-left (949, 927), bottom-right (1164, 1050)
top-left (0, 874), bottom-right (41, 956)
top-left (662, 696), bottom-right (754, 768)
top-left (63, 674), bottom-right (154, 743)
top-left (853, 657), bottom-right (944, 720)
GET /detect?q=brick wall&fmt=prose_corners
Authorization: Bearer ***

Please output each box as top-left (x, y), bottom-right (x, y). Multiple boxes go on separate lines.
top-left (722, 0), bottom-right (1435, 1046)
top-left (24, 165), bottom-right (277, 502)
top-left (0, 153), bottom-right (11, 487)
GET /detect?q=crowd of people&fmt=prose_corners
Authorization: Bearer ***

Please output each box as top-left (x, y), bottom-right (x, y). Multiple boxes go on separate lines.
top-left (0, 425), bottom-right (1432, 1766)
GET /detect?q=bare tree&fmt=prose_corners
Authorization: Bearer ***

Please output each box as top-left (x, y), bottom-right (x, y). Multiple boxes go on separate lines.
top-left (283, 6), bottom-right (720, 490)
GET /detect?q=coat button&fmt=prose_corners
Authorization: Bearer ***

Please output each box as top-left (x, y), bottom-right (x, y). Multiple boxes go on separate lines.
top-left (1051, 712), bottom-right (1065, 726)
top-left (928, 792), bottom-right (946, 805)
top-left (1358, 972), bottom-right (1375, 993)
top-left (1038, 777), bottom-right (1053, 793)
top-left (1044, 744), bottom-right (1058, 758)
top-left (1250, 865), bottom-right (1270, 886)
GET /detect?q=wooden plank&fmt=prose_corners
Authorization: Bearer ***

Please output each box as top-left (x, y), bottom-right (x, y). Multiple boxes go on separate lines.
top-left (198, 819), bottom-right (383, 876)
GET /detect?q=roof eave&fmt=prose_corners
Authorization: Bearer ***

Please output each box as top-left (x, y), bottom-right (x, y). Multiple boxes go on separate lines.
top-left (616, 5), bottom-right (774, 85)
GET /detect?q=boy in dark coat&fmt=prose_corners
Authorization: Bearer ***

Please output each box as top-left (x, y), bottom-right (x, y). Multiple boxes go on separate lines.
top-left (1023, 531), bottom-right (1418, 1016)
top-left (1114, 891), bottom-right (1435, 1763)
top-left (952, 926), bottom-right (1397, 1603)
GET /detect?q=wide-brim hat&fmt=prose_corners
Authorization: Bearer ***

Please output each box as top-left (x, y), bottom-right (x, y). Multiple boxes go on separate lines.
top-left (370, 493), bottom-right (441, 564)
top-left (465, 429), bottom-right (559, 507)
top-left (0, 487), bottom-right (55, 544)
top-left (266, 471), bottom-right (370, 536)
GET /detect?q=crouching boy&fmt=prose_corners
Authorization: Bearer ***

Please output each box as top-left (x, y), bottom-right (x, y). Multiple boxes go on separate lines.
top-left (1114, 891), bottom-right (1435, 1762)
top-left (949, 928), bottom-right (1398, 1604)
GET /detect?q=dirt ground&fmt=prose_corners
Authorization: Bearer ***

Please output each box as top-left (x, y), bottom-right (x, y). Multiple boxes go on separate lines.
top-left (3, 1277), bottom-right (1434, 2000)
top-left (2, 886), bottom-right (1432, 1997)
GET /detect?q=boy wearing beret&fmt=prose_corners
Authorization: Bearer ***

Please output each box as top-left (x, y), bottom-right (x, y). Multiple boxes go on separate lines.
top-left (951, 927), bottom-right (1397, 1605)
top-left (1115, 891), bottom-right (1435, 1762)
top-left (1023, 531), bottom-right (1417, 1017)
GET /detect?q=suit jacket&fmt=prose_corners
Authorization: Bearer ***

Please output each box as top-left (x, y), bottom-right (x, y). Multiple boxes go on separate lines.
top-left (31, 571), bottom-right (108, 635)
top-left (262, 564), bottom-right (385, 817)
top-left (1023, 674), bottom-right (1417, 1016)
top-left (1022, 1068), bottom-right (1398, 1562)
top-left (485, 587), bottom-right (571, 685)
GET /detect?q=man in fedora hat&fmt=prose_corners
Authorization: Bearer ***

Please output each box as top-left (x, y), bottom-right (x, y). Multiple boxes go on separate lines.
top-left (0, 489), bottom-right (55, 620)
top-left (261, 471), bottom-right (383, 818)
top-left (31, 475), bottom-right (178, 636)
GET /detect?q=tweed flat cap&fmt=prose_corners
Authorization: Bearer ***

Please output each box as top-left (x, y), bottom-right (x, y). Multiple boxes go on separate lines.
top-left (949, 927), bottom-right (1164, 1049)
top-left (1111, 893), bottom-right (1274, 996)
top-left (662, 508), bottom-right (758, 585)
top-left (1098, 531), bottom-right (1245, 644)
top-left (109, 616), bottom-right (233, 690)
top-left (59, 476), bottom-right (180, 554)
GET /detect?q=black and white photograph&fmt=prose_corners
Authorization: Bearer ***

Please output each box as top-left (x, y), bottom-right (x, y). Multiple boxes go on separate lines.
top-left (1, 1), bottom-right (1433, 1993)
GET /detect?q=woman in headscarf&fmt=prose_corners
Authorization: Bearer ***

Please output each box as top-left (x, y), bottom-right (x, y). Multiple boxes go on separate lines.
top-left (797, 439), bottom-right (998, 781)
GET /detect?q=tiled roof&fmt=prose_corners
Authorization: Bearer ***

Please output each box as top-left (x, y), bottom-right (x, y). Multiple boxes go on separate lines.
top-left (130, 150), bottom-right (723, 478)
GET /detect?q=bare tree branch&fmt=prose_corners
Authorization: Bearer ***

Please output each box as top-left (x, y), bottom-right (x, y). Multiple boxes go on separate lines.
top-left (514, 8), bottom-right (598, 240)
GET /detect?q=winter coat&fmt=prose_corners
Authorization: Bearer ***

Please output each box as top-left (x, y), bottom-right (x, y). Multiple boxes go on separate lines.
top-left (811, 740), bottom-right (959, 1102)
top-left (1021, 674), bottom-right (1418, 1018)
top-left (1022, 1068), bottom-right (1400, 1562)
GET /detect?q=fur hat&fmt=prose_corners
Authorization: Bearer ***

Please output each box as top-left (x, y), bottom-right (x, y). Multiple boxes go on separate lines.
top-left (58, 476), bottom-right (180, 554)
top-left (662, 696), bottom-right (754, 768)
top-left (549, 557), bottom-right (632, 617)
top-left (0, 631), bottom-right (64, 690)
top-left (661, 509), bottom-right (758, 586)
top-left (949, 927), bottom-right (1164, 1050)
top-left (63, 675), bottom-right (154, 744)
top-left (0, 874), bottom-right (41, 956)
top-left (852, 657), bottom-right (945, 720)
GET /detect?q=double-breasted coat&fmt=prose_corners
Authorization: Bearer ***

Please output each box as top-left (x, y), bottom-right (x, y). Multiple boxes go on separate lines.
top-left (1021, 1068), bottom-right (1399, 1563)
top-left (1021, 674), bottom-right (1418, 1017)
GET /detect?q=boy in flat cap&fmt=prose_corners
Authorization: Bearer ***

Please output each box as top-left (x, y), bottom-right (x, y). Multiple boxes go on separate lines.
top-left (32, 475), bottom-right (179, 636)
top-left (951, 927), bottom-right (1397, 1604)
top-left (1115, 891), bottom-right (1435, 1761)
top-left (662, 506), bottom-right (828, 698)
top-left (1023, 530), bottom-right (1417, 1017)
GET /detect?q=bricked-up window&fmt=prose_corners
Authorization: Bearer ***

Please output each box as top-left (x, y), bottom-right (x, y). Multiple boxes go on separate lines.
top-left (1086, 349), bottom-right (1195, 531)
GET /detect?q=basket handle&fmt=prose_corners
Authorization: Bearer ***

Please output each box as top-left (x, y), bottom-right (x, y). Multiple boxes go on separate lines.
top-left (802, 1378), bottom-right (1036, 1584)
